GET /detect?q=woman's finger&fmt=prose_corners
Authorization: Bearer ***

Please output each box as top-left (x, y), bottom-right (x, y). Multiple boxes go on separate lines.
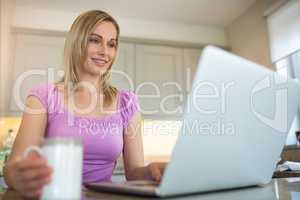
top-left (20, 166), bottom-right (52, 182)
top-left (16, 157), bottom-right (48, 171)
top-left (149, 164), bottom-right (162, 182)
top-left (22, 188), bottom-right (43, 199)
top-left (22, 176), bottom-right (51, 191)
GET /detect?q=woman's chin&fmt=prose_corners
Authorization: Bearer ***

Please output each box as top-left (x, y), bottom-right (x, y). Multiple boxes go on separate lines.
top-left (83, 65), bottom-right (109, 77)
top-left (96, 65), bottom-right (109, 72)
top-left (95, 69), bottom-right (108, 76)
top-left (91, 66), bottom-right (108, 74)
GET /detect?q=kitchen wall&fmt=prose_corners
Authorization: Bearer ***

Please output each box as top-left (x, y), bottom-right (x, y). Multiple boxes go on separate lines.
top-left (0, 2), bottom-right (2, 102)
top-left (13, 6), bottom-right (227, 46)
top-left (0, 2), bottom-right (228, 116)
top-left (0, 0), bottom-right (15, 117)
top-left (225, 0), bottom-right (274, 69)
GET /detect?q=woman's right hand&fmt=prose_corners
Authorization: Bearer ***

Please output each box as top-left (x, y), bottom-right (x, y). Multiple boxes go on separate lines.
top-left (4, 154), bottom-right (52, 198)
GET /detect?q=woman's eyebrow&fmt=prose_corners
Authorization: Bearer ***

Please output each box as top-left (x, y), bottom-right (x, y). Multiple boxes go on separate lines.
top-left (89, 33), bottom-right (117, 41)
top-left (89, 33), bottom-right (102, 38)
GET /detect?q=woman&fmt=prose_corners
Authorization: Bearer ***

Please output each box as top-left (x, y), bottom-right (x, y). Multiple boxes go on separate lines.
top-left (4, 10), bottom-right (166, 198)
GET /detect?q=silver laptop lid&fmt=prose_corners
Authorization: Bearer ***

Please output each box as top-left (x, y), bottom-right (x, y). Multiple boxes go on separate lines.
top-left (157, 46), bottom-right (300, 196)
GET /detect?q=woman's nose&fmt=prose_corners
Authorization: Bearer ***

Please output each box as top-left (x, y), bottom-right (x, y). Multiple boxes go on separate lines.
top-left (97, 42), bottom-right (108, 55)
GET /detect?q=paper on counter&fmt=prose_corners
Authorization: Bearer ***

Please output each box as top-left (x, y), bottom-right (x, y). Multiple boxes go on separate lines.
top-left (277, 161), bottom-right (300, 172)
top-left (286, 177), bottom-right (300, 183)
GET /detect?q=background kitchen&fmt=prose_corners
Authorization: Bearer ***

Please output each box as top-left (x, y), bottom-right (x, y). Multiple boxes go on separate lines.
top-left (0, 0), bottom-right (299, 179)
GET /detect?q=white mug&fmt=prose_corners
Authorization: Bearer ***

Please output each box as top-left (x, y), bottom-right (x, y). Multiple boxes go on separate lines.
top-left (24, 137), bottom-right (83, 200)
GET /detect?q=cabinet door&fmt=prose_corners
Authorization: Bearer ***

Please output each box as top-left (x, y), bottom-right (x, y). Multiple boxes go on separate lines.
top-left (110, 42), bottom-right (135, 91)
top-left (136, 44), bottom-right (184, 118)
top-left (10, 33), bottom-right (65, 112)
top-left (183, 48), bottom-right (202, 93)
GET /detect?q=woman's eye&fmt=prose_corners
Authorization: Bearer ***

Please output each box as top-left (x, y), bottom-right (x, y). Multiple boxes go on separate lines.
top-left (88, 38), bottom-right (99, 44)
top-left (108, 43), bottom-right (116, 48)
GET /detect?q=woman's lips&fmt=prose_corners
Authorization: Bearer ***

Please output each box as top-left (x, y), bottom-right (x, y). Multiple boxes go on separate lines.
top-left (91, 58), bottom-right (108, 67)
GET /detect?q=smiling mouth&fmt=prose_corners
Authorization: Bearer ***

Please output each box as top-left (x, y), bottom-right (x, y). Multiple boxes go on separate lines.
top-left (91, 58), bottom-right (108, 67)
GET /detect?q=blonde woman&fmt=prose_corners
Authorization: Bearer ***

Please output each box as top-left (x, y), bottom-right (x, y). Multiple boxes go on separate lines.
top-left (4, 10), bottom-right (166, 198)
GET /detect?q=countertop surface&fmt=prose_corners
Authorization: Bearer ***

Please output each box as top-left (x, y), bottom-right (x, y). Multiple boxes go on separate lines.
top-left (0, 178), bottom-right (299, 200)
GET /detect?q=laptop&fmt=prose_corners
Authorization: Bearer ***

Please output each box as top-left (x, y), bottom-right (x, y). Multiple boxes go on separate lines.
top-left (85, 46), bottom-right (300, 197)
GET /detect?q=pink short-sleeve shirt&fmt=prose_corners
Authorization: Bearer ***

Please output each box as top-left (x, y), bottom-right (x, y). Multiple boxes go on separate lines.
top-left (28, 83), bottom-right (139, 184)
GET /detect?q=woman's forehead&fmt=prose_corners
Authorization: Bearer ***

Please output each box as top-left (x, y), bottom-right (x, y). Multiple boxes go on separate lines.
top-left (91, 21), bottom-right (117, 40)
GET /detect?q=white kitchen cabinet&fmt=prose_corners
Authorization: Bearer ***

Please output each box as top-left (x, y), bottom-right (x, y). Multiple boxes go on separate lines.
top-left (8, 34), bottom-right (136, 113)
top-left (110, 42), bottom-right (135, 91)
top-left (9, 33), bottom-right (65, 112)
top-left (135, 44), bottom-right (184, 118)
top-left (183, 48), bottom-right (202, 93)
top-left (7, 31), bottom-right (204, 118)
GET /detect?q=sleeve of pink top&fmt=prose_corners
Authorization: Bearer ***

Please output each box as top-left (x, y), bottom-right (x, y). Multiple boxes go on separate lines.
top-left (28, 83), bottom-right (49, 110)
top-left (120, 91), bottom-right (140, 128)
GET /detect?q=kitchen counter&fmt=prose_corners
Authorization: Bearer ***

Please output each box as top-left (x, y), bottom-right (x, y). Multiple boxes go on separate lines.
top-left (0, 178), bottom-right (299, 200)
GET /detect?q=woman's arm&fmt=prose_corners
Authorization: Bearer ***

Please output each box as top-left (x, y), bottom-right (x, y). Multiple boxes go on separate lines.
top-left (7, 96), bottom-right (47, 163)
top-left (122, 112), bottom-right (166, 181)
top-left (3, 96), bottom-right (52, 197)
top-left (122, 111), bottom-right (145, 180)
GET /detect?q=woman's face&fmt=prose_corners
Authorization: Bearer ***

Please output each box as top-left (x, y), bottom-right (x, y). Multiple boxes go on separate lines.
top-left (82, 21), bottom-right (118, 77)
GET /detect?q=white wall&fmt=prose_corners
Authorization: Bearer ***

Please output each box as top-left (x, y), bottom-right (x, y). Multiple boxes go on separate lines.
top-left (13, 6), bottom-right (227, 47)
top-left (0, 0), bottom-right (15, 116)
top-left (0, 2), bottom-right (2, 113)
top-left (225, 0), bottom-right (274, 69)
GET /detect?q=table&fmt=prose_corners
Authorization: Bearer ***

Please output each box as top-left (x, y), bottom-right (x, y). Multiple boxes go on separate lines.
top-left (273, 171), bottom-right (300, 178)
top-left (0, 178), bottom-right (299, 200)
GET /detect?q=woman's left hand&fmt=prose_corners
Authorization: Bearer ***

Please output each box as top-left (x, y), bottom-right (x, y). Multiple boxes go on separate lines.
top-left (147, 162), bottom-right (167, 182)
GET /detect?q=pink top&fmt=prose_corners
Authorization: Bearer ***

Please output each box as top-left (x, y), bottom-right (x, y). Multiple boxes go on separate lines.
top-left (28, 83), bottom-right (139, 184)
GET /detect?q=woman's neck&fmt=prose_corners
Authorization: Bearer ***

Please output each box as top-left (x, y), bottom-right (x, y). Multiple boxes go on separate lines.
top-left (77, 74), bottom-right (103, 93)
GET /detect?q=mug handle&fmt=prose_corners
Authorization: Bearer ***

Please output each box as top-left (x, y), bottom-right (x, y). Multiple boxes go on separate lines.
top-left (23, 146), bottom-right (42, 158)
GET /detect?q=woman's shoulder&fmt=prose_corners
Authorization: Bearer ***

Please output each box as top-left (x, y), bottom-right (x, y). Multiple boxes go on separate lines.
top-left (118, 90), bottom-right (139, 107)
top-left (28, 82), bottom-right (61, 109)
top-left (30, 82), bottom-right (57, 94)
top-left (118, 89), bottom-right (137, 99)
top-left (118, 90), bottom-right (139, 111)
top-left (118, 90), bottom-right (140, 125)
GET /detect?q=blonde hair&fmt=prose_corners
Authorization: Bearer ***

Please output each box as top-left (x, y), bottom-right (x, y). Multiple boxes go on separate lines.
top-left (62, 10), bottom-right (119, 107)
